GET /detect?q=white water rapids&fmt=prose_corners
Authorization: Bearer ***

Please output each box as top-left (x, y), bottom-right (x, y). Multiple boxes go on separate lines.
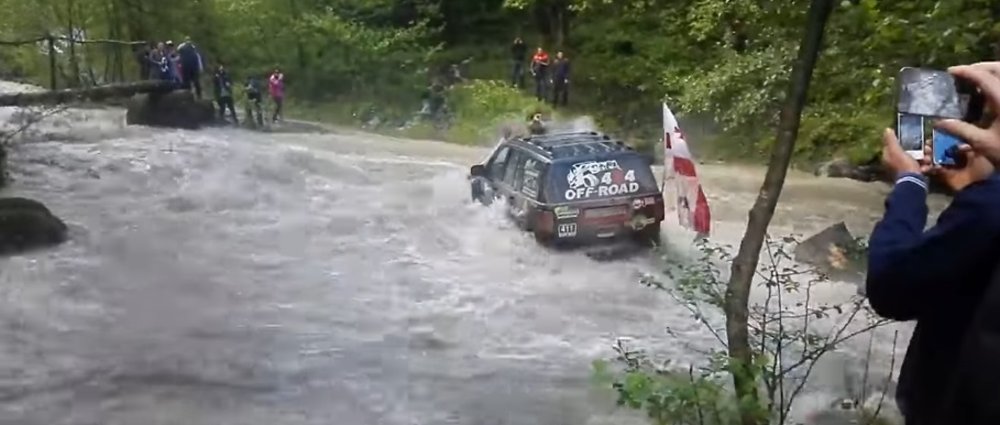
top-left (0, 81), bottom-right (949, 424)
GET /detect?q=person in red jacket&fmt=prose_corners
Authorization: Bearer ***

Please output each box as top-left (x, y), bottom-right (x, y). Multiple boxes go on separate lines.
top-left (530, 47), bottom-right (549, 101)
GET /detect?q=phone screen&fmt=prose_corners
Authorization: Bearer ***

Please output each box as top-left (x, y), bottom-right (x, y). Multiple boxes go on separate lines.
top-left (897, 68), bottom-right (965, 119)
top-left (897, 113), bottom-right (924, 156)
top-left (932, 129), bottom-right (963, 166)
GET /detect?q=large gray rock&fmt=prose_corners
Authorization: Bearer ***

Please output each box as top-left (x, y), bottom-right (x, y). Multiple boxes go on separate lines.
top-left (0, 197), bottom-right (68, 255)
top-left (125, 90), bottom-right (215, 130)
top-left (794, 222), bottom-right (866, 284)
top-left (815, 158), bottom-right (885, 182)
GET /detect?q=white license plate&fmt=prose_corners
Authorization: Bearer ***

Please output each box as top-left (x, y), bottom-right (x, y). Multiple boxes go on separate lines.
top-left (557, 223), bottom-right (577, 237)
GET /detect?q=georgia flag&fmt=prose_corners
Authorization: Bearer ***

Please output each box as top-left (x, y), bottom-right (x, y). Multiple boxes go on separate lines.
top-left (662, 102), bottom-right (711, 237)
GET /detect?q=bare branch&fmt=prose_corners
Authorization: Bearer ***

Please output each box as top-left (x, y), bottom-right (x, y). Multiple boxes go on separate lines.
top-left (867, 330), bottom-right (899, 424)
top-left (0, 105), bottom-right (68, 146)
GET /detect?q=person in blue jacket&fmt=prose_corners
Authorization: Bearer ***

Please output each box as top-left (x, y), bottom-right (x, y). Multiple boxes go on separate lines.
top-left (550, 51), bottom-right (570, 107)
top-left (867, 62), bottom-right (1000, 425)
top-left (177, 36), bottom-right (204, 98)
top-left (212, 63), bottom-right (237, 124)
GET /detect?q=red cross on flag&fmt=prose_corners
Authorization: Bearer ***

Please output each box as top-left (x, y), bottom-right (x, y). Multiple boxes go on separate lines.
top-left (662, 102), bottom-right (711, 237)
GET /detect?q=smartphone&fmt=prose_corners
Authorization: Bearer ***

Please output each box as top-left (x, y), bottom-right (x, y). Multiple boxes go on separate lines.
top-left (897, 112), bottom-right (924, 159)
top-left (897, 67), bottom-right (985, 122)
top-left (932, 128), bottom-right (964, 166)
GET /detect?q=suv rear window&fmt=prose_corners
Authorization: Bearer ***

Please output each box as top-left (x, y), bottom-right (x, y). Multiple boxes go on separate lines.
top-left (547, 155), bottom-right (658, 202)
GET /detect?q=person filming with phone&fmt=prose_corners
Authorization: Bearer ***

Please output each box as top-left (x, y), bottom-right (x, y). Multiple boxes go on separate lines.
top-left (867, 62), bottom-right (1000, 425)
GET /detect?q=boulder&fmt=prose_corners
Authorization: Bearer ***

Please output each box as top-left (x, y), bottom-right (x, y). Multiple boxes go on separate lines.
top-left (125, 90), bottom-right (216, 130)
top-left (0, 197), bottom-right (68, 255)
top-left (794, 222), bottom-right (866, 284)
top-left (814, 158), bottom-right (885, 183)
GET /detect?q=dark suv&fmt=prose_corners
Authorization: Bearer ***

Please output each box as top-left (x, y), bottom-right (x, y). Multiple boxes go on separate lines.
top-left (468, 131), bottom-right (664, 246)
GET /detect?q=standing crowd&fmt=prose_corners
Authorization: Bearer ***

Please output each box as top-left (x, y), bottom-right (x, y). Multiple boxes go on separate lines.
top-left (136, 37), bottom-right (287, 126)
top-left (510, 37), bottom-right (570, 107)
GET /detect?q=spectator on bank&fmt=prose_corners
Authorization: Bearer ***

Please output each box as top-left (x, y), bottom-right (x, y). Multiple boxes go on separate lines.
top-left (164, 41), bottom-right (182, 84)
top-left (268, 68), bottom-right (285, 123)
top-left (551, 51), bottom-right (570, 107)
top-left (136, 43), bottom-right (152, 80)
top-left (177, 36), bottom-right (204, 98)
top-left (510, 37), bottom-right (527, 89)
top-left (244, 76), bottom-right (264, 127)
top-left (530, 47), bottom-right (549, 101)
top-left (149, 42), bottom-right (175, 83)
top-left (866, 62), bottom-right (1000, 425)
top-left (212, 63), bottom-right (237, 124)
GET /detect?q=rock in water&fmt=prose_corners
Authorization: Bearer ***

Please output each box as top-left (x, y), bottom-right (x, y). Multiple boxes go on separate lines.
top-left (0, 197), bottom-right (68, 255)
top-left (125, 90), bottom-right (215, 130)
top-left (794, 222), bottom-right (865, 284)
top-left (814, 158), bottom-right (885, 182)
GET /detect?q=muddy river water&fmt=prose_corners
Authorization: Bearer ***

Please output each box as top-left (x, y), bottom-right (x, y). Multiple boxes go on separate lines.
top-left (0, 85), bottom-right (948, 424)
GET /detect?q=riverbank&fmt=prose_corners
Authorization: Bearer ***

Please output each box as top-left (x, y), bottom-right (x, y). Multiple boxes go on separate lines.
top-left (281, 75), bottom-right (889, 184)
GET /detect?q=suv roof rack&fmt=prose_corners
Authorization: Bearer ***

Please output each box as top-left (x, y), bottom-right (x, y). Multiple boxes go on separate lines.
top-left (518, 131), bottom-right (635, 160)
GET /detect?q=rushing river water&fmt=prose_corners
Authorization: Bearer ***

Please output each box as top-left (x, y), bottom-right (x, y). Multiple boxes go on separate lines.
top-left (0, 83), bottom-right (948, 424)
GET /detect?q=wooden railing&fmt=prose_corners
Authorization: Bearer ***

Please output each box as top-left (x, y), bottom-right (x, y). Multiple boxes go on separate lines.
top-left (0, 34), bottom-right (145, 90)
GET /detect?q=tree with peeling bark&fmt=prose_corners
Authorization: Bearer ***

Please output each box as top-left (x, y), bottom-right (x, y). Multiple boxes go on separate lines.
top-left (724, 0), bottom-right (836, 424)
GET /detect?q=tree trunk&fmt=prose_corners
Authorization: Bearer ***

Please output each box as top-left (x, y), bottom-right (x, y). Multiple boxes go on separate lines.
top-left (0, 81), bottom-right (175, 107)
top-left (67, 0), bottom-right (81, 88)
top-left (723, 0), bottom-right (836, 424)
top-left (550, 2), bottom-right (565, 49)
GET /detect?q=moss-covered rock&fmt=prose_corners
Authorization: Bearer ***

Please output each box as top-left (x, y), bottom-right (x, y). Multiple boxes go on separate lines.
top-left (0, 197), bottom-right (68, 255)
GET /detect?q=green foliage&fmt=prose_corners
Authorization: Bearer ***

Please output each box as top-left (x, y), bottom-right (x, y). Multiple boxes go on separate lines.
top-left (594, 237), bottom-right (894, 424)
top-left (1, 0), bottom-right (996, 161)
top-left (0, 0), bottom-right (439, 100)
top-left (444, 79), bottom-right (549, 144)
top-left (594, 342), bottom-right (742, 425)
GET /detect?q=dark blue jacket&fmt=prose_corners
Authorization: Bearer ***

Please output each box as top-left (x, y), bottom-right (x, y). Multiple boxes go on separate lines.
top-left (177, 42), bottom-right (203, 72)
top-left (867, 172), bottom-right (1000, 423)
top-left (553, 58), bottom-right (570, 82)
top-left (213, 70), bottom-right (232, 99)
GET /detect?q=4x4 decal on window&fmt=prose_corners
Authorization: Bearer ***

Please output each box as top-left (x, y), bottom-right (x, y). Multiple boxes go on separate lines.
top-left (564, 160), bottom-right (639, 200)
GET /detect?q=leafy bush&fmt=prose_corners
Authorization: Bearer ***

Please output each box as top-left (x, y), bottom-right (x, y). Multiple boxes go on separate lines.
top-left (444, 79), bottom-right (549, 144)
top-left (594, 236), bottom-right (897, 425)
top-left (754, 107), bottom-right (887, 167)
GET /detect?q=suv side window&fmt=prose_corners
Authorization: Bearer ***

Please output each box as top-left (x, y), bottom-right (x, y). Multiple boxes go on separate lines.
top-left (521, 157), bottom-right (543, 200)
top-left (489, 146), bottom-right (511, 179)
top-left (503, 149), bottom-right (524, 188)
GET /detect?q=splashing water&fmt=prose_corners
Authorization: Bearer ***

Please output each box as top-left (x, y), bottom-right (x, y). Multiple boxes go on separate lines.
top-left (0, 83), bottom-right (932, 424)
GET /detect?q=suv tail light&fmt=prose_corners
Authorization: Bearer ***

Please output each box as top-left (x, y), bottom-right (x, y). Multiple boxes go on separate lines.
top-left (631, 196), bottom-right (664, 221)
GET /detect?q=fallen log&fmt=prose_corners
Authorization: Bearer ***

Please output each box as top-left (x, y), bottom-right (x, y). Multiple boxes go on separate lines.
top-left (0, 80), bottom-right (175, 107)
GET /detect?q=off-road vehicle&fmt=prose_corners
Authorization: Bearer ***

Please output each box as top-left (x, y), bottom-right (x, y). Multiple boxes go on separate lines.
top-left (469, 131), bottom-right (663, 245)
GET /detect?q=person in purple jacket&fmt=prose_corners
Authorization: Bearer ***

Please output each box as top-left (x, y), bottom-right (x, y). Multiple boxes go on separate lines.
top-left (268, 68), bottom-right (285, 123)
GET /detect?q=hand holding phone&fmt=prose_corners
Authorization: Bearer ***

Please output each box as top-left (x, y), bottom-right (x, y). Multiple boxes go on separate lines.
top-left (881, 128), bottom-right (922, 177)
top-left (934, 63), bottom-right (1000, 165)
top-left (896, 67), bottom-right (985, 166)
top-left (896, 113), bottom-right (924, 160)
top-left (932, 128), bottom-right (967, 168)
